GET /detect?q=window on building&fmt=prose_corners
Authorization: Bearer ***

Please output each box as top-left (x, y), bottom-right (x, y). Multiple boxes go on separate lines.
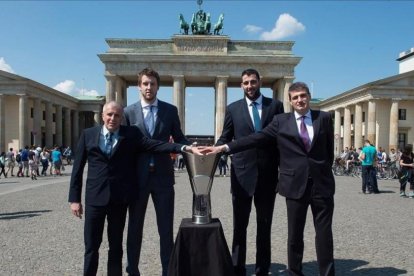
top-left (30, 108), bottom-right (33, 118)
top-left (398, 133), bottom-right (406, 151)
top-left (351, 114), bottom-right (354, 124)
top-left (53, 113), bottom-right (56, 122)
top-left (362, 112), bottom-right (365, 123)
top-left (43, 111), bottom-right (46, 120)
top-left (340, 116), bottom-right (344, 125)
top-left (398, 109), bottom-right (406, 120)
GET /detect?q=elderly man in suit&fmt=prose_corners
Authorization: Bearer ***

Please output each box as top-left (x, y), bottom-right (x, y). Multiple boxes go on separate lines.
top-left (123, 68), bottom-right (191, 276)
top-left (203, 82), bottom-right (335, 276)
top-left (69, 101), bottom-right (195, 276)
top-left (215, 68), bottom-right (284, 276)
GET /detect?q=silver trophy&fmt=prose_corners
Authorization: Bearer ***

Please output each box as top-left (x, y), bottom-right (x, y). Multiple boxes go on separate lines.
top-left (182, 152), bottom-right (221, 224)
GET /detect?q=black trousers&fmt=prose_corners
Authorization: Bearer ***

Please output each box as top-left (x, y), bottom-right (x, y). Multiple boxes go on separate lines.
top-left (84, 202), bottom-right (128, 276)
top-left (126, 174), bottom-right (175, 276)
top-left (230, 170), bottom-right (276, 276)
top-left (286, 179), bottom-right (335, 276)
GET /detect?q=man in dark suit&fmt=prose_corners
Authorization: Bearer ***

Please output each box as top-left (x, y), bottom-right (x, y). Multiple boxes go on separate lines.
top-left (203, 82), bottom-right (335, 276)
top-left (123, 68), bottom-right (190, 276)
top-left (69, 101), bottom-right (195, 276)
top-left (215, 68), bottom-right (284, 276)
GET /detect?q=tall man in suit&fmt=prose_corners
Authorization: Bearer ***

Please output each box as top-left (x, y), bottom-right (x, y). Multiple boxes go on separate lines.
top-left (203, 82), bottom-right (335, 276)
top-left (215, 68), bottom-right (284, 275)
top-left (123, 68), bottom-right (190, 276)
top-left (69, 101), bottom-right (195, 276)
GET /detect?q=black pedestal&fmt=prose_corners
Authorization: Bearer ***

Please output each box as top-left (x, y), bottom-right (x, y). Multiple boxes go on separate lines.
top-left (168, 218), bottom-right (234, 276)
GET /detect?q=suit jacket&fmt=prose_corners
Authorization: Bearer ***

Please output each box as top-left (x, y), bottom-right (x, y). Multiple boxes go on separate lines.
top-left (68, 125), bottom-right (183, 206)
top-left (216, 96), bottom-right (284, 196)
top-left (228, 110), bottom-right (335, 199)
top-left (123, 100), bottom-right (190, 188)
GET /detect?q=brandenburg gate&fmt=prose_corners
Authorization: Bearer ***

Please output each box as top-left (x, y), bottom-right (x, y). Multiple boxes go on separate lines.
top-left (99, 35), bottom-right (301, 140)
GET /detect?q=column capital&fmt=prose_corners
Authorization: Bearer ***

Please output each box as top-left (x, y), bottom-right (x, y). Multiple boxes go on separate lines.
top-left (105, 74), bottom-right (118, 81)
top-left (215, 75), bottom-right (229, 86)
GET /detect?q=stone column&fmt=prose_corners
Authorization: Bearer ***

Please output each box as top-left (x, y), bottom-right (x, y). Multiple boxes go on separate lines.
top-left (122, 82), bottom-right (128, 107)
top-left (172, 75), bottom-right (186, 133)
top-left (389, 99), bottom-right (399, 150)
top-left (94, 110), bottom-right (101, 126)
top-left (105, 75), bottom-right (116, 102)
top-left (45, 102), bottom-right (54, 147)
top-left (367, 100), bottom-right (376, 144)
top-left (32, 98), bottom-right (42, 146)
top-left (115, 77), bottom-right (127, 106)
top-left (343, 106), bottom-right (351, 149)
top-left (279, 77), bottom-right (294, 113)
top-left (215, 76), bottom-right (228, 142)
top-left (354, 103), bottom-right (363, 149)
top-left (55, 105), bottom-right (63, 147)
top-left (271, 79), bottom-right (284, 102)
top-left (18, 94), bottom-right (29, 149)
top-left (64, 107), bottom-right (71, 147)
top-left (334, 109), bottom-right (342, 156)
top-left (72, 110), bottom-right (79, 149)
top-left (0, 94), bottom-right (5, 152)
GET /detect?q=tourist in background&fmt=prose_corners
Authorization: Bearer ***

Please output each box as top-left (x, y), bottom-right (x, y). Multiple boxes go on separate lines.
top-left (399, 144), bottom-right (414, 198)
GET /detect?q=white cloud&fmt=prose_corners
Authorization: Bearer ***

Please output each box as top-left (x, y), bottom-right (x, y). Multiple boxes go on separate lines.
top-left (260, 13), bottom-right (305, 40)
top-left (243, 24), bottom-right (263, 34)
top-left (54, 80), bottom-right (76, 94)
top-left (0, 57), bottom-right (15, 73)
top-left (54, 80), bottom-right (100, 96)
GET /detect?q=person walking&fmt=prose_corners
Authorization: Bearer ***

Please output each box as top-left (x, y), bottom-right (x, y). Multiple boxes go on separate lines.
top-left (123, 68), bottom-right (191, 276)
top-left (214, 68), bottom-right (284, 275)
top-left (399, 144), bottom-right (414, 198)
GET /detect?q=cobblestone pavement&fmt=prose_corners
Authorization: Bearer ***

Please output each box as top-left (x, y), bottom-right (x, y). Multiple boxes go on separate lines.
top-left (1, 166), bottom-right (413, 275)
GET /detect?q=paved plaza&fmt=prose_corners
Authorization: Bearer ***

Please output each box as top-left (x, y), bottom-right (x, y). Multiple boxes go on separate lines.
top-left (1, 166), bottom-right (413, 275)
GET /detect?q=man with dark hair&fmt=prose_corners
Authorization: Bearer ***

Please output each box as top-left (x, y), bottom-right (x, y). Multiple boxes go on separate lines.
top-left (123, 68), bottom-right (191, 276)
top-left (203, 81), bottom-right (336, 276)
top-left (215, 68), bottom-right (284, 275)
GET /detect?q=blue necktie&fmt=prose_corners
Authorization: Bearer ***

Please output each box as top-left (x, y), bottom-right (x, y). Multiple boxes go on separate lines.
top-left (105, 132), bottom-right (113, 157)
top-left (300, 116), bottom-right (311, 152)
top-left (251, 102), bottom-right (261, 132)
top-left (145, 105), bottom-right (155, 136)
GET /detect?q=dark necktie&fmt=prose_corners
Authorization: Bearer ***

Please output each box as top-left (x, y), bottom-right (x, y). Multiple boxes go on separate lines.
top-left (251, 102), bottom-right (261, 132)
top-left (300, 116), bottom-right (311, 152)
top-left (105, 132), bottom-right (113, 157)
top-left (145, 105), bottom-right (155, 136)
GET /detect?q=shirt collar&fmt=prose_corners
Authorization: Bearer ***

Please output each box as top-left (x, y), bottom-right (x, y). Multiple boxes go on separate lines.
top-left (141, 98), bottom-right (158, 109)
top-left (294, 110), bottom-right (311, 120)
top-left (102, 126), bottom-right (119, 137)
top-left (245, 94), bottom-right (263, 106)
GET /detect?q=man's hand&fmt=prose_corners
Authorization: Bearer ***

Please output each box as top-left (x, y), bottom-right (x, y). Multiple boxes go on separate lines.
top-left (198, 145), bottom-right (226, 155)
top-left (70, 202), bottom-right (83, 219)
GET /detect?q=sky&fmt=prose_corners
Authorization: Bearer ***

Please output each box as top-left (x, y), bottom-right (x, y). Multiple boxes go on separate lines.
top-left (1, 1), bottom-right (413, 135)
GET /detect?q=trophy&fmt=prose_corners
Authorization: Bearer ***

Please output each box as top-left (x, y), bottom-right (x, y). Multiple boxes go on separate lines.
top-left (182, 152), bottom-right (221, 224)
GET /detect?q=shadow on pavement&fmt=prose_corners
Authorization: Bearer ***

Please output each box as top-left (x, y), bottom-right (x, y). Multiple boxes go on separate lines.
top-left (0, 210), bottom-right (52, 220)
top-left (244, 259), bottom-right (406, 275)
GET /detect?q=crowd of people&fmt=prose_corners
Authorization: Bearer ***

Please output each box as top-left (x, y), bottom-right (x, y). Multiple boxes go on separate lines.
top-left (334, 142), bottom-right (413, 198)
top-left (0, 145), bottom-right (73, 180)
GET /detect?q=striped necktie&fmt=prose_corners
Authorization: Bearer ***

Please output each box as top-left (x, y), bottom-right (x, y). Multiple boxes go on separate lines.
top-left (105, 132), bottom-right (113, 157)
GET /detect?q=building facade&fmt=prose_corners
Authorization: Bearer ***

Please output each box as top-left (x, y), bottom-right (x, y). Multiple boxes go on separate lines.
top-left (98, 35), bottom-right (301, 141)
top-left (0, 70), bottom-right (105, 152)
top-left (313, 48), bottom-right (414, 156)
